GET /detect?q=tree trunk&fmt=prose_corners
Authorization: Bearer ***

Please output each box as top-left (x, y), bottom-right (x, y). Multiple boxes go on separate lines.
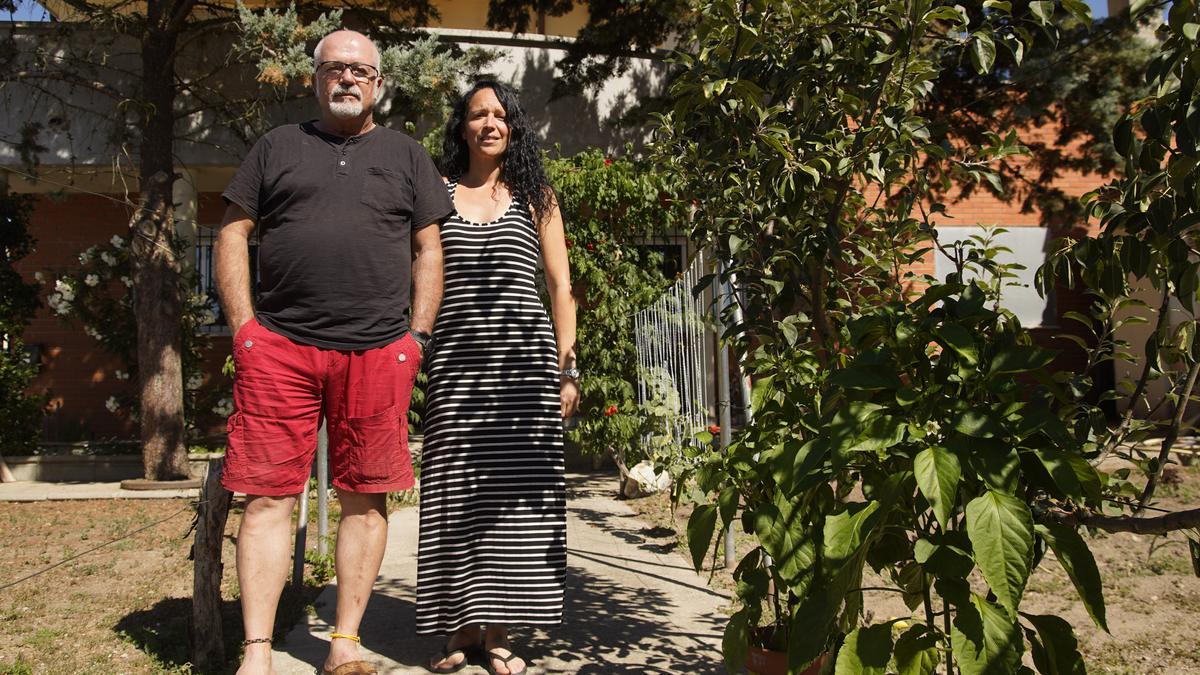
top-left (192, 459), bottom-right (233, 669)
top-left (133, 11), bottom-right (189, 480)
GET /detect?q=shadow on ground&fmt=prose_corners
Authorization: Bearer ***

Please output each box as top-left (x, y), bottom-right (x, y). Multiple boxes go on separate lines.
top-left (114, 582), bottom-right (320, 674)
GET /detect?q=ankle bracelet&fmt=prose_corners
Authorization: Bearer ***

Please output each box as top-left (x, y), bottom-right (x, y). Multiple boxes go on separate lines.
top-left (242, 637), bottom-right (272, 646)
top-left (330, 632), bottom-right (362, 643)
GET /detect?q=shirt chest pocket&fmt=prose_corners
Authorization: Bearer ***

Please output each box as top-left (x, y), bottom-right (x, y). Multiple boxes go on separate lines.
top-left (362, 167), bottom-right (414, 218)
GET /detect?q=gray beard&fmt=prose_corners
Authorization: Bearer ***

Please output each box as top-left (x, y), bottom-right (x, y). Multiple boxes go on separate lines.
top-left (329, 98), bottom-right (363, 119)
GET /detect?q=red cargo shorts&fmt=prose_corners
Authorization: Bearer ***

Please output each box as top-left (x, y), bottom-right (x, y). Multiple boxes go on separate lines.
top-left (221, 318), bottom-right (422, 496)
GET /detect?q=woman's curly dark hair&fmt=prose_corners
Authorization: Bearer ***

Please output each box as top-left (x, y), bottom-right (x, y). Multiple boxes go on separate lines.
top-left (441, 80), bottom-right (553, 222)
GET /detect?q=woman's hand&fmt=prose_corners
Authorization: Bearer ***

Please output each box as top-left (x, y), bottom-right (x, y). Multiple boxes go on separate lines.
top-left (560, 377), bottom-right (580, 418)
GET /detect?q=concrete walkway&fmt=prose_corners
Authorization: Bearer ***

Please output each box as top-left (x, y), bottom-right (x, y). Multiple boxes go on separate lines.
top-left (272, 472), bottom-right (729, 674)
top-left (0, 480), bottom-right (199, 501)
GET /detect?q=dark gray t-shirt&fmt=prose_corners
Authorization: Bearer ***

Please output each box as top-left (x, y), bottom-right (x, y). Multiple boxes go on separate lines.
top-left (223, 122), bottom-right (453, 350)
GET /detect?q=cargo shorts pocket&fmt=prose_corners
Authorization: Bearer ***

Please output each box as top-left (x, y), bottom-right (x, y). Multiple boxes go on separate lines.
top-left (345, 405), bottom-right (402, 484)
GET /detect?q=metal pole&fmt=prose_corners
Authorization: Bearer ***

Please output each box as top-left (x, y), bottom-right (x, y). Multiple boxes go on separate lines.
top-left (293, 473), bottom-right (308, 588)
top-left (714, 265), bottom-right (736, 569)
top-left (317, 419), bottom-right (329, 557)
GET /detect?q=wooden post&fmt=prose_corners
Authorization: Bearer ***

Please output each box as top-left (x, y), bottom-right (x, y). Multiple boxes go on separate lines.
top-left (193, 459), bottom-right (233, 670)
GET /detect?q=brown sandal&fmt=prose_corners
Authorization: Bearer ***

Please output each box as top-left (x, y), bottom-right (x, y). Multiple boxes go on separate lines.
top-left (322, 661), bottom-right (378, 675)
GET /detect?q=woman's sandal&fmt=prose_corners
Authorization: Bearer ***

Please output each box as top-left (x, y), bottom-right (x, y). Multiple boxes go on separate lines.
top-left (427, 642), bottom-right (474, 674)
top-left (483, 648), bottom-right (527, 675)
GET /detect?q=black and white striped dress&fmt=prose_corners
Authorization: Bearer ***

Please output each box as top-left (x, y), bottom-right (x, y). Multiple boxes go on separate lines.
top-left (415, 180), bottom-right (567, 634)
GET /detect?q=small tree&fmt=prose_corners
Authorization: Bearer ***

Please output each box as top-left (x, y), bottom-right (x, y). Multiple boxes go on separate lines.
top-left (0, 188), bottom-right (43, 455)
top-left (653, 0), bottom-right (1137, 672)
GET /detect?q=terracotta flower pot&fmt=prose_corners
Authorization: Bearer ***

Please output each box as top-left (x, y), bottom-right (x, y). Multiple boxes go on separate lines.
top-left (745, 648), bottom-right (824, 675)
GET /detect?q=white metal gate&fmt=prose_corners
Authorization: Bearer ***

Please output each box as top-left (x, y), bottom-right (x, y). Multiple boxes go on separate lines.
top-left (634, 255), bottom-right (709, 455)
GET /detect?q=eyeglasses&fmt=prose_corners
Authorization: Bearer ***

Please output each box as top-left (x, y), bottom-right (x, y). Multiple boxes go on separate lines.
top-left (316, 61), bottom-right (380, 81)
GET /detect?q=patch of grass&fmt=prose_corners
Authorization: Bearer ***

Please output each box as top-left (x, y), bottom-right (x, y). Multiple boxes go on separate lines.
top-left (22, 629), bottom-right (62, 652)
top-left (0, 657), bottom-right (35, 675)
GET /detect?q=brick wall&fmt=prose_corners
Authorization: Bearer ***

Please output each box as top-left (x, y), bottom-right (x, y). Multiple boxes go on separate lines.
top-left (14, 191), bottom-right (230, 442)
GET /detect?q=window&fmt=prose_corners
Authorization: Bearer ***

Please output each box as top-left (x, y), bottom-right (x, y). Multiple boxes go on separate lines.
top-left (933, 226), bottom-right (1056, 327)
top-left (194, 227), bottom-right (258, 335)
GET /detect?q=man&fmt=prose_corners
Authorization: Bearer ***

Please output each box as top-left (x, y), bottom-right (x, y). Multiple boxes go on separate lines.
top-left (215, 29), bottom-right (451, 675)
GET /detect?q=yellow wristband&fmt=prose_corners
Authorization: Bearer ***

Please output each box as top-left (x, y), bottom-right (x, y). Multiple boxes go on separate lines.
top-left (330, 632), bottom-right (361, 643)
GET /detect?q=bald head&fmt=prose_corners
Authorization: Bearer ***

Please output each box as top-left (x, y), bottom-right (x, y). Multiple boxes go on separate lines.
top-left (314, 30), bottom-right (380, 70)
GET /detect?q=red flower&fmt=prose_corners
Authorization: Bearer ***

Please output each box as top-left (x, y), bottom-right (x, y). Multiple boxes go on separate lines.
top-left (604, 157), bottom-right (613, 166)
top-left (707, 424), bottom-right (721, 435)
top-left (565, 238), bottom-right (573, 249)
top-left (604, 405), bottom-right (618, 417)
top-left (586, 243), bottom-right (596, 251)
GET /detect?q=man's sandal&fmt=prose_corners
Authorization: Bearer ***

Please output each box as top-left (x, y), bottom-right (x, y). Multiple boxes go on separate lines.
top-left (483, 648), bottom-right (527, 675)
top-left (427, 641), bottom-right (474, 674)
top-left (321, 633), bottom-right (378, 675)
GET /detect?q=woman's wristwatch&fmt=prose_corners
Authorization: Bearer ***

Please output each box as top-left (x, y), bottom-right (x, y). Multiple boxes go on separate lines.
top-left (560, 368), bottom-right (580, 380)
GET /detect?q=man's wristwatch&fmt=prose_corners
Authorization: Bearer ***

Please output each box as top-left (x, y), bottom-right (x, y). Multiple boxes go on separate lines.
top-left (411, 330), bottom-right (433, 351)
top-left (560, 368), bottom-right (580, 380)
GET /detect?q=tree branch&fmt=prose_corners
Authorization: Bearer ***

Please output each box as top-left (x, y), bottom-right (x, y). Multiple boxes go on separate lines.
top-left (1138, 354), bottom-right (1200, 512)
top-left (1040, 504), bottom-right (1200, 536)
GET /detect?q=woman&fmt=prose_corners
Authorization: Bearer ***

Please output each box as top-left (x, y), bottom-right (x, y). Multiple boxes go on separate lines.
top-left (416, 80), bottom-right (579, 675)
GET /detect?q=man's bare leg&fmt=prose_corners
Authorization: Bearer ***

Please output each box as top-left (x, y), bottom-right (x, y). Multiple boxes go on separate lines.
top-left (324, 490), bottom-right (389, 670)
top-left (236, 493), bottom-right (300, 675)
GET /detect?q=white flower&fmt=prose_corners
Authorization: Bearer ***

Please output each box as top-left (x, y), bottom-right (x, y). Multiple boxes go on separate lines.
top-left (84, 325), bottom-right (103, 340)
top-left (34, 271), bottom-right (45, 283)
top-left (186, 373), bottom-right (203, 390)
top-left (105, 396), bottom-right (120, 413)
top-left (115, 369), bottom-right (130, 381)
top-left (121, 276), bottom-right (134, 288)
top-left (54, 279), bottom-right (75, 301)
top-left (84, 274), bottom-right (100, 287)
top-left (100, 252), bottom-right (117, 267)
top-left (212, 397), bottom-right (234, 417)
top-left (110, 234), bottom-right (125, 249)
top-left (49, 294), bottom-right (72, 316)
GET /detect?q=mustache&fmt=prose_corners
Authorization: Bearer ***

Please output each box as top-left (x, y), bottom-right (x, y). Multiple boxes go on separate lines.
top-left (331, 84), bottom-right (362, 99)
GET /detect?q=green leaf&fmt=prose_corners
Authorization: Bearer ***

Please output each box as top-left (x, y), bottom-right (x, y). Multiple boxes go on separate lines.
top-left (1034, 449), bottom-right (1084, 502)
top-left (894, 624), bottom-right (940, 675)
top-left (722, 607), bottom-right (751, 673)
top-left (952, 594), bottom-right (1024, 675)
top-left (835, 623), bottom-right (894, 675)
top-left (754, 497), bottom-right (817, 586)
top-left (914, 445), bottom-right (962, 529)
top-left (983, 0), bottom-right (1012, 12)
top-left (1029, 0), bottom-right (1055, 25)
top-left (789, 587), bottom-right (839, 672)
top-left (966, 491), bottom-right (1035, 614)
top-left (953, 410), bottom-right (1002, 438)
top-left (824, 501), bottom-right (882, 568)
top-left (1131, 0), bottom-right (1155, 17)
top-left (970, 32), bottom-right (997, 75)
top-left (1022, 612), bottom-right (1086, 675)
top-left (935, 323), bottom-right (979, 365)
top-left (990, 345), bottom-right (1057, 374)
top-left (829, 364), bottom-right (903, 391)
top-left (1061, 0), bottom-right (1093, 24)
top-left (1036, 523), bottom-right (1109, 632)
top-left (926, 5), bottom-right (968, 25)
top-left (687, 504), bottom-right (718, 572)
top-left (718, 487), bottom-right (738, 527)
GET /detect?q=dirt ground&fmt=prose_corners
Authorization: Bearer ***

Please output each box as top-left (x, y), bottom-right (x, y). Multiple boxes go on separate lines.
top-left (625, 464), bottom-right (1200, 675)
top-left (0, 489), bottom-right (363, 675)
